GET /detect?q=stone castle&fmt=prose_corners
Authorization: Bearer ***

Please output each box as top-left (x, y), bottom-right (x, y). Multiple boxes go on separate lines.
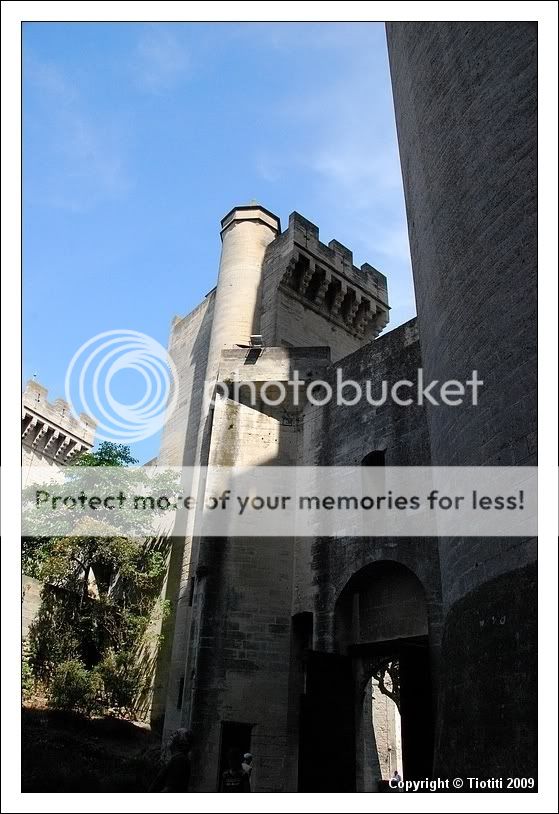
top-left (152, 204), bottom-right (424, 792)
top-left (149, 22), bottom-right (537, 792)
top-left (21, 22), bottom-right (536, 793)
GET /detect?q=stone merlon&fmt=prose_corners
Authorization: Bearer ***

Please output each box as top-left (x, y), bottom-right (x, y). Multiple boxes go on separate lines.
top-left (22, 379), bottom-right (96, 464)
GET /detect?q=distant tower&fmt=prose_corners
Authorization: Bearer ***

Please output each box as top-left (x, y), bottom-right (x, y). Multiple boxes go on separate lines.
top-left (21, 378), bottom-right (96, 478)
top-left (386, 21), bottom-right (537, 778)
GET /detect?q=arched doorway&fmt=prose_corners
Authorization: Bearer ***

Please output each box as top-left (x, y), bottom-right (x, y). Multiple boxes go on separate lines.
top-left (336, 560), bottom-right (435, 790)
top-left (297, 560), bottom-right (435, 791)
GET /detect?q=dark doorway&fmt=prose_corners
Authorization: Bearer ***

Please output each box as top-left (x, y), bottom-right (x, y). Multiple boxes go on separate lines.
top-left (362, 449), bottom-right (386, 467)
top-left (331, 561), bottom-right (436, 789)
top-left (298, 651), bottom-right (355, 791)
top-left (399, 638), bottom-right (433, 778)
top-left (354, 636), bottom-right (434, 781)
top-left (217, 721), bottom-right (253, 791)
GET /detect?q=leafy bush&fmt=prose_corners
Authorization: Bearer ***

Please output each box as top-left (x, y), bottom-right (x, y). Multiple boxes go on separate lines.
top-left (23, 443), bottom-right (172, 720)
top-left (22, 647), bottom-right (34, 700)
top-left (27, 589), bottom-right (85, 683)
top-left (96, 649), bottom-right (144, 715)
top-left (48, 660), bottom-right (102, 715)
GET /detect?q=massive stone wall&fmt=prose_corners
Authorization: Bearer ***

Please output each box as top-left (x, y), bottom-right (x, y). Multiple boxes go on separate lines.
top-left (158, 294), bottom-right (215, 468)
top-left (295, 320), bottom-right (441, 661)
top-left (386, 21), bottom-right (537, 779)
top-left (149, 295), bottom-right (215, 727)
top-left (186, 353), bottom-right (309, 791)
top-left (372, 679), bottom-right (402, 782)
top-left (294, 320), bottom-right (441, 787)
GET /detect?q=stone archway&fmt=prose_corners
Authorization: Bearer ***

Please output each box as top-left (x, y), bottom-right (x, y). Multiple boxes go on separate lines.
top-left (334, 560), bottom-right (435, 790)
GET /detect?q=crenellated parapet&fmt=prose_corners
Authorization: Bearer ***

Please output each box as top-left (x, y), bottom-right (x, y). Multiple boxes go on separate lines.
top-left (22, 379), bottom-right (96, 465)
top-left (278, 212), bottom-right (390, 340)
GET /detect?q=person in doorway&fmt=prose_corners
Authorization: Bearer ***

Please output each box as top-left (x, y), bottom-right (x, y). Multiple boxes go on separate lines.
top-left (150, 728), bottom-right (193, 792)
top-left (392, 769), bottom-right (403, 791)
top-left (220, 749), bottom-right (251, 792)
top-left (241, 752), bottom-right (253, 788)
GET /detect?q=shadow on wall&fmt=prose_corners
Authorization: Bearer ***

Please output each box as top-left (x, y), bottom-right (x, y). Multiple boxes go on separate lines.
top-left (150, 299), bottom-right (215, 730)
top-left (335, 560), bottom-right (428, 651)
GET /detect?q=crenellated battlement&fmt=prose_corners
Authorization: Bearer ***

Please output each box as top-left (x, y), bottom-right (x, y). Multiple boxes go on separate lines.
top-left (287, 212), bottom-right (388, 293)
top-left (22, 379), bottom-right (96, 465)
top-left (278, 212), bottom-right (390, 340)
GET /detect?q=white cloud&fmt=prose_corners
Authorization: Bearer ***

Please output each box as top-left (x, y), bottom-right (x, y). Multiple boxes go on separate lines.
top-left (255, 153), bottom-right (282, 183)
top-left (25, 58), bottom-right (78, 103)
top-left (25, 56), bottom-right (130, 211)
top-left (133, 26), bottom-right (190, 93)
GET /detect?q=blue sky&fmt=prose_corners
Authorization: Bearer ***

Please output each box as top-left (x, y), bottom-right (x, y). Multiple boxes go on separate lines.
top-left (23, 22), bottom-right (416, 462)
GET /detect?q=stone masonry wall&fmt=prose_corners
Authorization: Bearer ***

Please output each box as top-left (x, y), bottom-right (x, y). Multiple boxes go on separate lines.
top-left (187, 393), bottom-right (301, 791)
top-left (386, 21), bottom-right (537, 600)
top-left (386, 21), bottom-right (537, 780)
top-left (158, 292), bottom-right (215, 468)
top-left (293, 320), bottom-right (440, 658)
top-left (151, 293), bottom-right (215, 729)
top-left (22, 575), bottom-right (43, 640)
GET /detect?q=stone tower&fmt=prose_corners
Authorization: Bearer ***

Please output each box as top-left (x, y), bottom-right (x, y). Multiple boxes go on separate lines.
top-left (209, 205), bottom-right (281, 357)
top-left (386, 22), bottom-right (537, 779)
top-left (154, 206), bottom-right (401, 791)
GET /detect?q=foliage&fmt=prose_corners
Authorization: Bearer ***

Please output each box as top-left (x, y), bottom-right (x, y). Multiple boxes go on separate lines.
top-left (27, 540), bottom-right (168, 699)
top-left (95, 649), bottom-right (145, 715)
top-left (27, 588), bottom-right (84, 682)
top-left (23, 442), bottom-right (172, 718)
top-left (48, 660), bottom-right (103, 715)
top-left (22, 448), bottom-right (178, 542)
top-left (22, 643), bottom-right (34, 700)
top-left (372, 658), bottom-right (401, 712)
top-left (73, 441), bottom-right (139, 467)
top-left (22, 538), bottom-right (52, 580)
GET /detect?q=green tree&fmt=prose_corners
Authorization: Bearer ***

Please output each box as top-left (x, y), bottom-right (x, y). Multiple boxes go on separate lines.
top-left (23, 443), bottom-right (172, 717)
top-left (73, 441), bottom-right (138, 468)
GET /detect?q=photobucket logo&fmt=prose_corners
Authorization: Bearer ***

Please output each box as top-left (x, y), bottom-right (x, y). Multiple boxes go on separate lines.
top-left (65, 329), bottom-right (178, 443)
top-left (209, 368), bottom-right (484, 409)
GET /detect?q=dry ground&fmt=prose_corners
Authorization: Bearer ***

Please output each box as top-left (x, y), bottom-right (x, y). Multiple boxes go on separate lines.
top-left (22, 702), bottom-right (162, 792)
